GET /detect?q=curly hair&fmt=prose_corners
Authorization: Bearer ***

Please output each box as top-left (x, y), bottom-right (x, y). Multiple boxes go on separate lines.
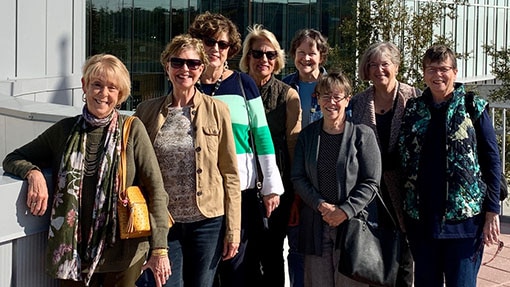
top-left (188, 11), bottom-right (242, 59)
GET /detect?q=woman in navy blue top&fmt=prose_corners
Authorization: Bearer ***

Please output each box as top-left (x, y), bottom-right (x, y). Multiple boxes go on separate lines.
top-left (399, 44), bottom-right (501, 287)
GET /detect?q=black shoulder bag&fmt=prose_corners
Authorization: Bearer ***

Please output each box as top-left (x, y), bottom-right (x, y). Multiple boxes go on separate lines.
top-left (338, 186), bottom-right (402, 287)
top-left (465, 92), bottom-right (508, 201)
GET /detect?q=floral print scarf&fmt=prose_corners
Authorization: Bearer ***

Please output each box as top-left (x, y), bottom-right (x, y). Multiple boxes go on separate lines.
top-left (46, 107), bottom-right (121, 285)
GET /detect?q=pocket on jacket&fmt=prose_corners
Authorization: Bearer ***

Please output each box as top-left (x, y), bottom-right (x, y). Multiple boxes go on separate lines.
top-left (203, 126), bottom-right (219, 152)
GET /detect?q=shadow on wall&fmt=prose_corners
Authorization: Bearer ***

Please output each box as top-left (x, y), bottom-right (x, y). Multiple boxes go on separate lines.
top-left (49, 36), bottom-right (71, 105)
top-left (11, 171), bottom-right (53, 235)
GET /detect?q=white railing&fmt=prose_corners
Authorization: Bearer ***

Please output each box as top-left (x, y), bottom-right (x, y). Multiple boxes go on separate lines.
top-left (490, 103), bottom-right (510, 217)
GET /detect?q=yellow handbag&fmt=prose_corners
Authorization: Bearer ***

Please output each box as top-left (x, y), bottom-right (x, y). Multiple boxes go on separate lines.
top-left (117, 116), bottom-right (151, 239)
top-left (117, 116), bottom-right (174, 239)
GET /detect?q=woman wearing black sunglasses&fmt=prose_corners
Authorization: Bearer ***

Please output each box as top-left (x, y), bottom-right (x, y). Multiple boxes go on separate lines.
top-left (134, 34), bottom-right (241, 287)
top-left (239, 24), bottom-right (302, 287)
top-left (188, 12), bottom-right (285, 287)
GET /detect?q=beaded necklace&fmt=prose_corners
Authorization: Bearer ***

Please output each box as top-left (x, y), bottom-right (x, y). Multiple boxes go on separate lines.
top-left (199, 69), bottom-right (224, 97)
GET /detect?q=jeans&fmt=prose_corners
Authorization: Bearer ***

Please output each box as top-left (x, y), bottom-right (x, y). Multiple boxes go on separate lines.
top-left (408, 234), bottom-right (483, 287)
top-left (137, 216), bottom-right (224, 287)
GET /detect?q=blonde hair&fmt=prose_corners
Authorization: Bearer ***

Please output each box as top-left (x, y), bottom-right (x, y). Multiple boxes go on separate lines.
top-left (82, 54), bottom-right (131, 104)
top-left (239, 24), bottom-right (286, 75)
top-left (160, 34), bottom-right (209, 76)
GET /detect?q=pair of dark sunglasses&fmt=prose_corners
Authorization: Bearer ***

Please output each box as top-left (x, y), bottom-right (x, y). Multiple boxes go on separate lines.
top-left (203, 37), bottom-right (231, 50)
top-left (169, 58), bottom-right (202, 70)
top-left (249, 49), bottom-right (278, 60)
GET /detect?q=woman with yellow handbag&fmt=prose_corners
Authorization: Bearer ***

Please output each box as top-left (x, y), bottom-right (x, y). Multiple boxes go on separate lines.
top-left (2, 54), bottom-right (171, 287)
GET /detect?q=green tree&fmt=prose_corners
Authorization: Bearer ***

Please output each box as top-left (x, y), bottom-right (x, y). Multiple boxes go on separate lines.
top-left (328, 0), bottom-right (467, 94)
top-left (483, 44), bottom-right (510, 185)
top-left (483, 44), bottom-right (510, 103)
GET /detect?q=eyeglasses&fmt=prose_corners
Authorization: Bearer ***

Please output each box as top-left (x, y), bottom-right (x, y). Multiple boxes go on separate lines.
top-left (169, 58), bottom-right (203, 70)
top-left (203, 37), bottom-right (231, 50)
top-left (482, 240), bottom-right (505, 266)
top-left (368, 62), bottom-right (392, 69)
top-left (318, 94), bottom-right (348, 103)
top-left (249, 49), bottom-right (278, 60)
top-left (425, 66), bottom-right (454, 75)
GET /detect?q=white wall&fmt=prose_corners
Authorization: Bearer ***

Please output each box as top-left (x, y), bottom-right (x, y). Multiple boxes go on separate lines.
top-left (0, 0), bottom-right (85, 106)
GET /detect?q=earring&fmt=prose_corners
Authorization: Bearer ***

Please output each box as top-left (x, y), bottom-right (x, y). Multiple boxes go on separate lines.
top-left (82, 93), bottom-right (86, 102)
top-left (224, 61), bottom-right (229, 70)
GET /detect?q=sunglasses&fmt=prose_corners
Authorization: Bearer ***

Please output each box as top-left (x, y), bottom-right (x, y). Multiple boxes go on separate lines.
top-left (169, 58), bottom-right (203, 70)
top-left (249, 49), bottom-right (278, 60)
top-left (203, 37), bottom-right (231, 50)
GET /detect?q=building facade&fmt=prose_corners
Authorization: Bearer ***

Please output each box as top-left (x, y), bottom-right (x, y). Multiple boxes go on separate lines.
top-left (85, 0), bottom-right (510, 109)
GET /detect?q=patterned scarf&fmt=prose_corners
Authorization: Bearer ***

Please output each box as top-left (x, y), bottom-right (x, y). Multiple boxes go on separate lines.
top-left (46, 107), bottom-right (121, 285)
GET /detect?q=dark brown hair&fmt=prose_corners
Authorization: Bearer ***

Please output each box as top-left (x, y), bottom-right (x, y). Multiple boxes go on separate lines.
top-left (188, 11), bottom-right (242, 59)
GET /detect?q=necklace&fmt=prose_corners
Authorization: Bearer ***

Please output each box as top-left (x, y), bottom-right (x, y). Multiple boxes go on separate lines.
top-left (375, 82), bottom-right (399, 115)
top-left (200, 69), bottom-right (224, 97)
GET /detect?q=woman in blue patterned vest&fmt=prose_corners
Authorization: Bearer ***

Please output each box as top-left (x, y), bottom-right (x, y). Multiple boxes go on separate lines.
top-left (399, 44), bottom-right (502, 287)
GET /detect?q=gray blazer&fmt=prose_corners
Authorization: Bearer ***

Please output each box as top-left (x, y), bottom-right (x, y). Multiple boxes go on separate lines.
top-left (291, 118), bottom-right (381, 255)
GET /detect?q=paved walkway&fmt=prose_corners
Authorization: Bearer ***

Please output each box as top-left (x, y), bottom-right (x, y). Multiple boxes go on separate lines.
top-left (283, 217), bottom-right (510, 287)
top-left (478, 218), bottom-right (510, 287)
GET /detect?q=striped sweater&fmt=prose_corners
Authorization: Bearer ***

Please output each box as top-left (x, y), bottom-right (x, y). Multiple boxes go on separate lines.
top-left (201, 71), bottom-right (284, 195)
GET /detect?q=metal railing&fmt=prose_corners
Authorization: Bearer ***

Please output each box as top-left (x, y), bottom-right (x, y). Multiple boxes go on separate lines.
top-left (490, 103), bottom-right (510, 217)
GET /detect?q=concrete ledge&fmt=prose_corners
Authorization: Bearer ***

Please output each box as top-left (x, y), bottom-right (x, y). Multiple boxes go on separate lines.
top-left (0, 94), bottom-right (82, 123)
top-left (0, 168), bottom-right (52, 243)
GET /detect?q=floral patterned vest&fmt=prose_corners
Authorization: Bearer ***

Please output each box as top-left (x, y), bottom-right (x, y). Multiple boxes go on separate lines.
top-left (399, 84), bottom-right (488, 221)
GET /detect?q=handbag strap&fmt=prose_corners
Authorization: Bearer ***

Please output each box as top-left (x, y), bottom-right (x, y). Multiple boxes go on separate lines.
top-left (371, 185), bottom-right (399, 229)
top-left (238, 73), bottom-right (263, 189)
top-left (119, 116), bottom-right (136, 198)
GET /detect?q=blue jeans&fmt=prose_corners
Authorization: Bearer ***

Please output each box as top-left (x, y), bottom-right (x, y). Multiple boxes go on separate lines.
top-left (137, 216), bottom-right (224, 287)
top-left (407, 234), bottom-right (483, 287)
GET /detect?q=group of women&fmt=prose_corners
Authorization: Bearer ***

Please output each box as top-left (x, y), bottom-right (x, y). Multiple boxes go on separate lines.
top-left (2, 10), bottom-right (502, 287)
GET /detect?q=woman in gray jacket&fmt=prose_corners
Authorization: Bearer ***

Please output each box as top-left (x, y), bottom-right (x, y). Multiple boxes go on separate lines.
top-left (291, 72), bottom-right (381, 287)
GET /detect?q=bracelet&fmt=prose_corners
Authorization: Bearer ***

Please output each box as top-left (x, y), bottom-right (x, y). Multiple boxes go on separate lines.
top-left (151, 248), bottom-right (168, 257)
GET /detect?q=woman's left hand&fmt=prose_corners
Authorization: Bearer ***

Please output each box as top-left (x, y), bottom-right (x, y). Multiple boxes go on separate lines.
top-left (141, 253), bottom-right (171, 287)
top-left (263, 194), bottom-right (280, 217)
top-left (319, 202), bottom-right (347, 227)
top-left (483, 211), bottom-right (500, 246)
top-left (222, 241), bottom-right (240, 261)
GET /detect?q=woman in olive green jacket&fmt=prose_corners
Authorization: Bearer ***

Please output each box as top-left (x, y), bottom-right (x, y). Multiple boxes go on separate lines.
top-left (2, 54), bottom-right (170, 287)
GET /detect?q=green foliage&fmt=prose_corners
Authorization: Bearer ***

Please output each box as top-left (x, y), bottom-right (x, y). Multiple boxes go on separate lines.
top-left (483, 44), bottom-right (510, 189)
top-left (328, 0), bottom-right (467, 94)
top-left (483, 44), bottom-right (510, 103)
